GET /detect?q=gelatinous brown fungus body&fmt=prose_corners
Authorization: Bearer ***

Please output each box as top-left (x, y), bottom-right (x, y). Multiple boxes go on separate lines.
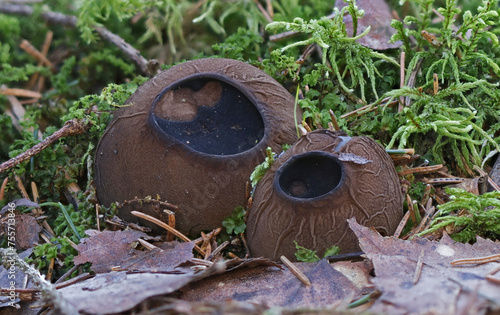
top-left (247, 130), bottom-right (404, 261)
top-left (94, 58), bottom-right (300, 235)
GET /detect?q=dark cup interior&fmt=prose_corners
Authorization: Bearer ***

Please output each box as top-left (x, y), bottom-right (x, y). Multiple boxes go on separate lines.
top-left (276, 152), bottom-right (343, 199)
top-left (151, 76), bottom-right (265, 156)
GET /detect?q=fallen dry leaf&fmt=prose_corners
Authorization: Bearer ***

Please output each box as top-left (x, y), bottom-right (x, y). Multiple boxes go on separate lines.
top-left (11, 214), bottom-right (41, 250)
top-left (117, 242), bottom-right (195, 272)
top-left (73, 230), bottom-right (194, 273)
top-left (349, 219), bottom-right (500, 315)
top-left (57, 261), bottom-right (226, 314)
top-left (336, 0), bottom-right (401, 50)
top-left (181, 259), bottom-right (359, 309)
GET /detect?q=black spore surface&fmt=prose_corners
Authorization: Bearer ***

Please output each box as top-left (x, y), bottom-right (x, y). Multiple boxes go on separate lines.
top-left (154, 80), bottom-right (265, 155)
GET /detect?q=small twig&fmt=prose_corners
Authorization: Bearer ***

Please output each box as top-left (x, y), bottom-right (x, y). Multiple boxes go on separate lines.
top-left (433, 73), bottom-right (439, 95)
top-left (0, 177), bottom-right (8, 201)
top-left (19, 39), bottom-right (56, 73)
top-left (269, 30), bottom-right (299, 42)
top-left (0, 118), bottom-right (90, 174)
top-left (386, 148), bottom-right (415, 155)
top-left (399, 51), bottom-right (405, 112)
top-left (207, 241), bottom-right (229, 261)
top-left (200, 231), bottom-right (212, 260)
top-left (95, 204), bottom-right (101, 232)
top-left (164, 209), bottom-right (176, 242)
top-left (265, 0), bottom-right (273, 19)
top-left (301, 120), bottom-right (312, 132)
top-left (0, 87), bottom-right (42, 98)
top-left (404, 202), bottom-right (436, 240)
top-left (54, 264), bottom-right (79, 284)
top-left (131, 210), bottom-right (205, 256)
top-left (0, 3), bottom-right (153, 76)
top-left (137, 238), bottom-right (158, 250)
top-left (28, 30), bottom-right (52, 90)
top-left (421, 184), bottom-right (433, 206)
top-left (473, 165), bottom-right (500, 191)
top-left (451, 254), bottom-right (500, 266)
top-left (340, 97), bottom-right (397, 119)
top-left (398, 164), bottom-right (444, 177)
top-left (280, 255), bottom-right (311, 286)
top-left (294, 44), bottom-right (317, 78)
top-left (31, 181), bottom-right (39, 203)
top-left (413, 205), bottom-right (435, 235)
top-left (190, 258), bottom-right (214, 267)
top-left (405, 58), bottom-right (423, 106)
top-left (413, 250), bottom-right (425, 285)
top-left (193, 228), bottom-right (221, 246)
top-left (14, 175), bottom-right (29, 200)
top-left (424, 178), bottom-right (465, 185)
top-left (486, 265), bottom-right (500, 284)
top-left (394, 209), bottom-right (411, 238)
top-left (47, 257), bottom-right (55, 282)
top-left (329, 109), bottom-right (340, 131)
top-left (252, 0), bottom-right (272, 23)
top-left (406, 194), bottom-right (420, 225)
top-left (240, 233), bottom-right (251, 259)
top-left (54, 272), bottom-right (92, 289)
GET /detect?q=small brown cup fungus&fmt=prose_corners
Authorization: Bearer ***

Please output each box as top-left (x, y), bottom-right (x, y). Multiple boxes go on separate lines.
top-left (246, 129), bottom-right (404, 261)
top-left (94, 58), bottom-right (299, 235)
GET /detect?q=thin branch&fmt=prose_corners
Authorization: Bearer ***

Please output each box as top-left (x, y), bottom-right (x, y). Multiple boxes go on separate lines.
top-left (0, 3), bottom-right (154, 76)
top-left (131, 210), bottom-right (206, 256)
top-left (0, 119), bottom-right (90, 174)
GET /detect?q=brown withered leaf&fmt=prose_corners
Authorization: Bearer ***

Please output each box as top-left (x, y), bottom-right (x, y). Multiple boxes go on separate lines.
top-left (74, 230), bottom-right (194, 273)
top-left (13, 214), bottom-right (41, 250)
top-left (349, 219), bottom-right (500, 315)
top-left (336, 0), bottom-right (401, 50)
top-left (57, 261), bottom-right (226, 314)
top-left (118, 242), bottom-right (195, 272)
top-left (181, 259), bottom-right (359, 308)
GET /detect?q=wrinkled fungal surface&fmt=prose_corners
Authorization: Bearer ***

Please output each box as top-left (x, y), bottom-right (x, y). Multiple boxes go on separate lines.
top-left (94, 58), bottom-right (299, 235)
top-left (246, 129), bottom-right (404, 261)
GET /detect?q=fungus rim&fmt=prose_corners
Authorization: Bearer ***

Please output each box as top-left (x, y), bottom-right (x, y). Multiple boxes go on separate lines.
top-left (273, 151), bottom-right (345, 202)
top-left (148, 72), bottom-right (267, 158)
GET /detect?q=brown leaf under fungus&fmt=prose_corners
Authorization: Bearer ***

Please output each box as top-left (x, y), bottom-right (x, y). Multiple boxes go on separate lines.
top-left (246, 129), bottom-right (404, 261)
top-left (94, 58), bottom-right (300, 235)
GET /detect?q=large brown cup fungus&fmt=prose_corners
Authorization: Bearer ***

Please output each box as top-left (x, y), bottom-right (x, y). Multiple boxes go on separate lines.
top-left (94, 58), bottom-right (299, 235)
top-left (246, 129), bottom-right (403, 261)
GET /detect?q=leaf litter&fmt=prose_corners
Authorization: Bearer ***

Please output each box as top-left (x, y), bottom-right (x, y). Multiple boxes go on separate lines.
top-left (349, 219), bottom-right (500, 315)
top-left (59, 218), bottom-right (500, 314)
